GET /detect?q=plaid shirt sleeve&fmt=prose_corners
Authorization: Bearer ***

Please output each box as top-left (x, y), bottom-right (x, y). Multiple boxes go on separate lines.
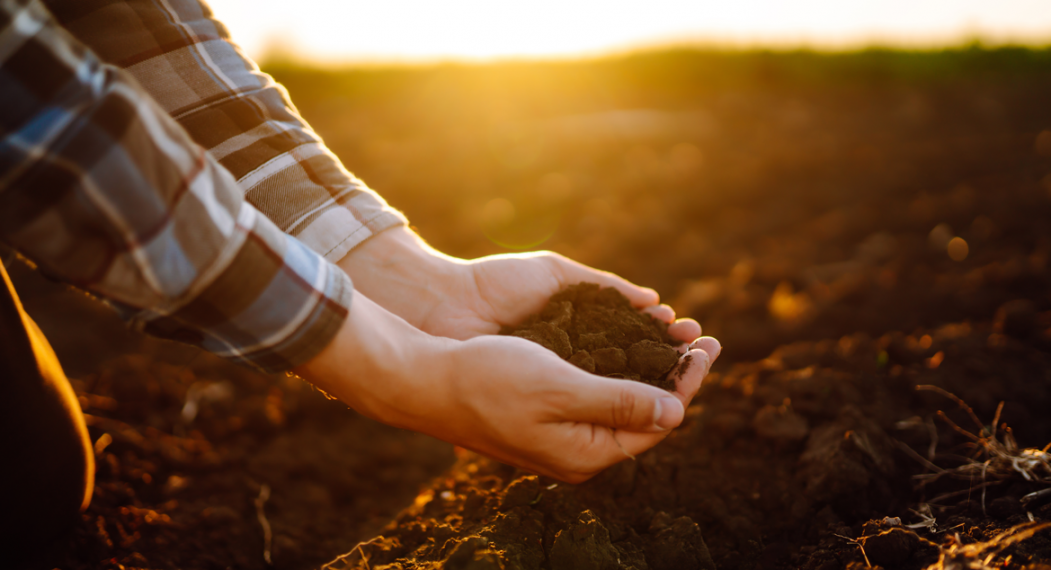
top-left (0, 0), bottom-right (352, 372)
top-left (43, 0), bottom-right (409, 264)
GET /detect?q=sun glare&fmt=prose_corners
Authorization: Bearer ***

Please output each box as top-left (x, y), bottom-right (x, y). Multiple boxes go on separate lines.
top-left (206, 0), bottom-right (1051, 63)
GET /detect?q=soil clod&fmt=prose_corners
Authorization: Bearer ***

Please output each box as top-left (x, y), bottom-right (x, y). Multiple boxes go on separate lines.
top-left (503, 283), bottom-right (680, 389)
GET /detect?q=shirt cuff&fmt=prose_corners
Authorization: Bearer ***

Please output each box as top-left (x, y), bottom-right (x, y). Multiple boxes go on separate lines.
top-left (130, 205), bottom-right (354, 373)
top-left (293, 186), bottom-right (409, 264)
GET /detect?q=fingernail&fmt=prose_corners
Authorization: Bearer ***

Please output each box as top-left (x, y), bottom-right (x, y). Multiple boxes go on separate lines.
top-left (693, 338), bottom-right (722, 361)
top-left (655, 396), bottom-right (682, 430)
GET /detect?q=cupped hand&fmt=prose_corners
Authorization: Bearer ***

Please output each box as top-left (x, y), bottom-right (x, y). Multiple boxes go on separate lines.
top-left (443, 335), bottom-right (721, 482)
top-left (338, 226), bottom-right (701, 345)
top-left (296, 293), bottom-right (722, 483)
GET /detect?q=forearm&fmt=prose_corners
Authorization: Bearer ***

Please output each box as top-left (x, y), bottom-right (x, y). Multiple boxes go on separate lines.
top-left (43, 0), bottom-right (407, 262)
top-left (334, 226), bottom-right (465, 330)
top-left (0, 0), bottom-right (351, 372)
top-left (294, 292), bottom-right (455, 428)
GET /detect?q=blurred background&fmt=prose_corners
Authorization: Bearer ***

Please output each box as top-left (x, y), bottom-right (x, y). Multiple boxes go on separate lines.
top-left (15, 2), bottom-right (1051, 568)
top-left (209, 0), bottom-right (1051, 63)
top-left (208, 0), bottom-right (1051, 362)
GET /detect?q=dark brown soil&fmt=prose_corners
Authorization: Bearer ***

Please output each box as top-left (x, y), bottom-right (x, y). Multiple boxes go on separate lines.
top-left (503, 283), bottom-right (681, 390)
top-left (8, 50), bottom-right (1051, 569)
top-left (319, 314), bottom-right (1051, 570)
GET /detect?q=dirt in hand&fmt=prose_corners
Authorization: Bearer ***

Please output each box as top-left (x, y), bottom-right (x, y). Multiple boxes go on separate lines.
top-left (503, 283), bottom-right (682, 390)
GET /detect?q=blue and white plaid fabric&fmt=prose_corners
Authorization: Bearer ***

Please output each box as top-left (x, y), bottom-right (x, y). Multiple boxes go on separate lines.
top-left (44, 0), bottom-right (408, 263)
top-left (0, 0), bottom-right (360, 371)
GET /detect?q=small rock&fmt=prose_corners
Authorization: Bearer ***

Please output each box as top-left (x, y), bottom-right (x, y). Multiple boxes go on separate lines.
top-left (591, 347), bottom-right (628, 375)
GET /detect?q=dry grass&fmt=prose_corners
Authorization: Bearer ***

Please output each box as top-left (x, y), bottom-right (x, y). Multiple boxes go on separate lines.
top-left (926, 522), bottom-right (1051, 570)
top-left (887, 386), bottom-right (1051, 569)
top-left (905, 385), bottom-right (1051, 514)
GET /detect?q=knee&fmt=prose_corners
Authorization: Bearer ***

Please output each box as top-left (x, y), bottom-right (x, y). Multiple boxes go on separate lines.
top-left (0, 315), bottom-right (94, 552)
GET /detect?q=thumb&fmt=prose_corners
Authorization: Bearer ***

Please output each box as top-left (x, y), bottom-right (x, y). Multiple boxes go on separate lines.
top-left (562, 375), bottom-right (685, 432)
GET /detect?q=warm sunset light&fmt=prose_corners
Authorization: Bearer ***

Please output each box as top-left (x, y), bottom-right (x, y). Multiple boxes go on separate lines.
top-left (9, 0), bottom-right (1051, 564)
top-left (206, 0), bottom-right (1051, 62)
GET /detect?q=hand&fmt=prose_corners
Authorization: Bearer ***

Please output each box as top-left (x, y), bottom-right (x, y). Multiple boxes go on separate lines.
top-left (337, 226), bottom-right (703, 345)
top-left (295, 293), bottom-right (721, 483)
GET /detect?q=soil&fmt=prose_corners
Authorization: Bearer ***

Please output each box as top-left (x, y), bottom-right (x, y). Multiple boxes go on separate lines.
top-left (315, 306), bottom-right (1051, 570)
top-left (503, 283), bottom-right (681, 390)
top-left (7, 50), bottom-right (1051, 569)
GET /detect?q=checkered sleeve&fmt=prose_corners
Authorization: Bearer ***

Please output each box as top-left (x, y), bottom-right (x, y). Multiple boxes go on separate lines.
top-left (44, 0), bottom-right (409, 263)
top-left (0, 0), bottom-right (352, 372)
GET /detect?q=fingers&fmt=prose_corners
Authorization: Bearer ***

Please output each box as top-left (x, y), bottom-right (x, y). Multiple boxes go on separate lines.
top-left (548, 255), bottom-right (659, 308)
top-left (594, 344), bottom-right (720, 459)
top-left (641, 304), bottom-right (675, 323)
top-left (559, 375), bottom-right (685, 433)
top-left (667, 347), bottom-right (713, 403)
top-left (690, 336), bottom-right (722, 362)
top-left (541, 339), bottom-right (722, 482)
top-left (667, 318), bottom-right (702, 344)
top-left (640, 305), bottom-right (702, 346)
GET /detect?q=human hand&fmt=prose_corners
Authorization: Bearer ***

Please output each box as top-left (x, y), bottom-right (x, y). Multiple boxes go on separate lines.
top-left (295, 293), bottom-right (721, 482)
top-left (337, 226), bottom-right (703, 346)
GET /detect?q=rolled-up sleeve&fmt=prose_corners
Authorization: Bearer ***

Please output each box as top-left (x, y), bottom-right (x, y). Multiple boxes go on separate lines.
top-left (0, 0), bottom-right (351, 372)
top-left (43, 0), bottom-right (409, 263)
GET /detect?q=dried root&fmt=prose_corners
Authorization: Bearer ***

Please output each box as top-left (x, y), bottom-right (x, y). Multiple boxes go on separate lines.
top-left (908, 386), bottom-right (1051, 505)
top-left (925, 522), bottom-right (1051, 570)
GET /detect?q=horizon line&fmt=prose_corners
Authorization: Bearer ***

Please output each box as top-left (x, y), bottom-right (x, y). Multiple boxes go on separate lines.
top-left (255, 33), bottom-right (1051, 68)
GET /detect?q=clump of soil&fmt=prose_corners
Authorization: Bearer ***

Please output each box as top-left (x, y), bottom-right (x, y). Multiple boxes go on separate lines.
top-left (502, 283), bottom-right (682, 390)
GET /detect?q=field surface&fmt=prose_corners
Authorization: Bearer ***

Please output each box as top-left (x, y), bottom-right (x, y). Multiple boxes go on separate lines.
top-left (11, 47), bottom-right (1051, 569)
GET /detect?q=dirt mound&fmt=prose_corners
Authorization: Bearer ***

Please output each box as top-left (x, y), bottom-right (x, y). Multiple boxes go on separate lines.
top-left (321, 313), bottom-right (1051, 570)
top-left (503, 283), bottom-right (681, 390)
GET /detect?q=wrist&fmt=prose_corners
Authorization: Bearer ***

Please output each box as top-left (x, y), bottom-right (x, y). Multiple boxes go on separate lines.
top-left (335, 226), bottom-right (465, 330)
top-left (293, 291), bottom-right (458, 430)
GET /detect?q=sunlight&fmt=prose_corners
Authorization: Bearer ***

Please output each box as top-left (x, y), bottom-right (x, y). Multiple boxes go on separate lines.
top-left (205, 0), bottom-right (1051, 63)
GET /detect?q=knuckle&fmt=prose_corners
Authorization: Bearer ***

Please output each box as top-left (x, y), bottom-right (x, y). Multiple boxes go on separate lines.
top-left (690, 349), bottom-right (711, 371)
top-left (612, 388), bottom-right (640, 427)
top-left (698, 350), bottom-right (712, 370)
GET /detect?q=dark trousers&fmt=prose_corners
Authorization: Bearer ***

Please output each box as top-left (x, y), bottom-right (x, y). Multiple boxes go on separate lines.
top-left (0, 262), bottom-right (94, 552)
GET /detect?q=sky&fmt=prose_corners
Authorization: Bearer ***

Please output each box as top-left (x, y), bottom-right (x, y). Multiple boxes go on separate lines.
top-left (204, 0), bottom-right (1051, 64)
